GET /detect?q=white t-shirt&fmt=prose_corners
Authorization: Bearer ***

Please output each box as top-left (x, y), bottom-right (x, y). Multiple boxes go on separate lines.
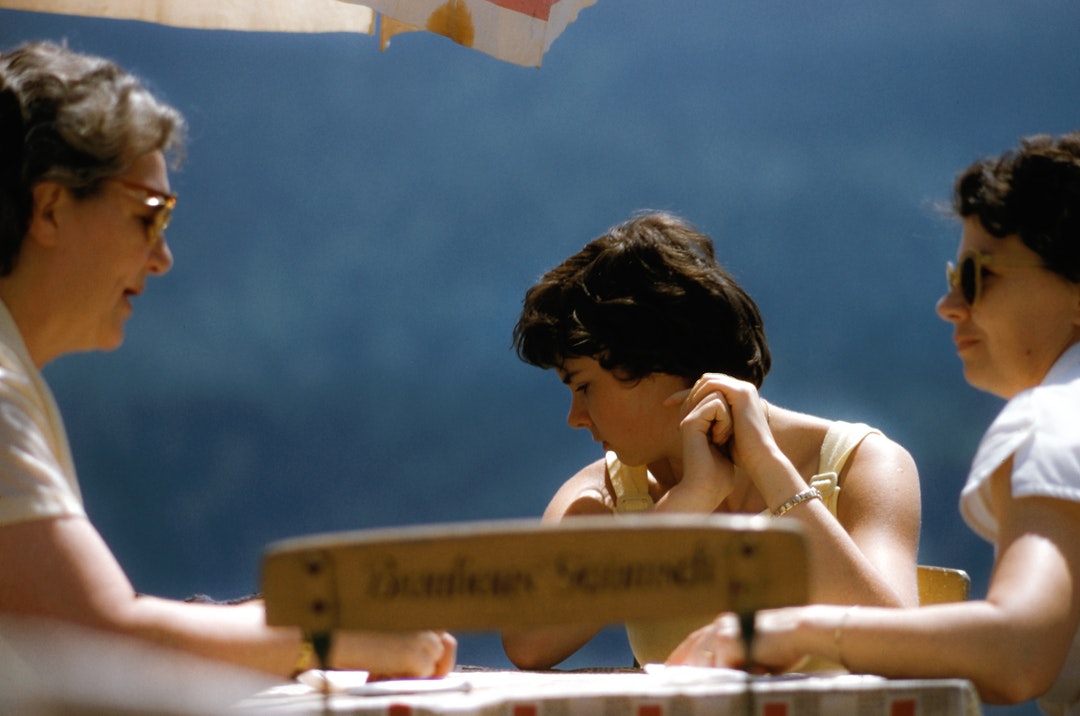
top-left (959, 341), bottom-right (1080, 715)
top-left (0, 300), bottom-right (85, 525)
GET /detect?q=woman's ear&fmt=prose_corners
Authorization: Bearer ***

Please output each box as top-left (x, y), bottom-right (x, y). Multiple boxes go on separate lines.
top-left (26, 182), bottom-right (66, 248)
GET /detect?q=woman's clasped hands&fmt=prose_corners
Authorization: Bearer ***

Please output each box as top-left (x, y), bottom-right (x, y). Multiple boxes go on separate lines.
top-left (655, 373), bottom-right (778, 513)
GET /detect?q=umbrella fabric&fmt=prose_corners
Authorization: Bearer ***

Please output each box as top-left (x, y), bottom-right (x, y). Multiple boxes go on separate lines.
top-left (0, 0), bottom-right (375, 34)
top-left (363, 0), bottom-right (597, 67)
top-left (0, 0), bottom-right (595, 66)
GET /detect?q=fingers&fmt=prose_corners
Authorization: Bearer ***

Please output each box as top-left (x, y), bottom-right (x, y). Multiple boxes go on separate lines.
top-left (666, 613), bottom-right (745, 668)
top-left (684, 387), bottom-right (731, 426)
top-left (687, 374), bottom-right (769, 434)
top-left (662, 387), bottom-right (691, 408)
top-left (407, 630), bottom-right (456, 678)
top-left (706, 401), bottom-right (733, 446)
top-left (686, 373), bottom-right (753, 409)
top-left (433, 632), bottom-right (458, 677)
top-left (666, 373), bottom-right (750, 419)
top-left (666, 630), bottom-right (710, 665)
top-left (337, 629), bottom-right (457, 679)
top-left (671, 378), bottom-right (734, 445)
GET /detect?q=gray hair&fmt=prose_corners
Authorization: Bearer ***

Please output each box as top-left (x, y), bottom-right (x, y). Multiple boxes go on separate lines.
top-left (0, 41), bottom-right (186, 275)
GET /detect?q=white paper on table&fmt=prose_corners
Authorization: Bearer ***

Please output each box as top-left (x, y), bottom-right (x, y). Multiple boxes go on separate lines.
top-left (297, 669), bottom-right (471, 696)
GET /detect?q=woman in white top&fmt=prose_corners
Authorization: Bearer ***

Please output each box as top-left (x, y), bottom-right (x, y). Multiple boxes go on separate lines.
top-left (502, 211), bottom-right (921, 670)
top-left (668, 131), bottom-right (1080, 715)
top-left (0, 41), bottom-right (455, 679)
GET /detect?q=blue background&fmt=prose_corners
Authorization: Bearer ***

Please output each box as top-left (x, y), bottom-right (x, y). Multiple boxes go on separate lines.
top-left (4, 3), bottom-right (1079, 712)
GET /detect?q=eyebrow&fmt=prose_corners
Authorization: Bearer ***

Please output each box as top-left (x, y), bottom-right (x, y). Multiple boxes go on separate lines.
top-left (558, 368), bottom-right (579, 386)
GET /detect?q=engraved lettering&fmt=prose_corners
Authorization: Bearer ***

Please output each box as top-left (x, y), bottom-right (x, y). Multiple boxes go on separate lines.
top-left (555, 543), bottom-right (715, 593)
top-left (367, 556), bottom-right (536, 600)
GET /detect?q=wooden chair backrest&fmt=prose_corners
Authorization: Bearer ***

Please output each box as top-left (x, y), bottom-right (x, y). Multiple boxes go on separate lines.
top-left (917, 565), bottom-right (971, 605)
top-left (261, 514), bottom-right (808, 635)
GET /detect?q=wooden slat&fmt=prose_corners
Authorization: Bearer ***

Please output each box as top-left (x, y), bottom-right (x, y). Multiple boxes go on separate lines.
top-left (917, 565), bottom-right (971, 605)
top-left (261, 514), bottom-right (808, 633)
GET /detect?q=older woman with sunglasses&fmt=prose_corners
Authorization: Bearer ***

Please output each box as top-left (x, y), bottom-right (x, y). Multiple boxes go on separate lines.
top-left (0, 41), bottom-right (455, 678)
top-left (668, 131), bottom-right (1080, 713)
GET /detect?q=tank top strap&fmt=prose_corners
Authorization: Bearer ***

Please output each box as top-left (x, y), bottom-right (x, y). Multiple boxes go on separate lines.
top-left (810, 421), bottom-right (880, 515)
top-left (607, 451), bottom-right (654, 513)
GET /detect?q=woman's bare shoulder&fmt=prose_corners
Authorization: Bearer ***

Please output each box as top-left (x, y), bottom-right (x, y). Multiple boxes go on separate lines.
top-left (542, 458), bottom-right (614, 519)
top-left (844, 429), bottom-right (918, 477)
top-left (767, 406), bottom-right (832, 476)
top-left (772, 406), bottom-right (915, 481)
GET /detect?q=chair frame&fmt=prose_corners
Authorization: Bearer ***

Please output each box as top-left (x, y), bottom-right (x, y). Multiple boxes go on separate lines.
top-left (917, 564), bottom-right (971, 605)
top-left (261, 514), bottom-right (809, 669)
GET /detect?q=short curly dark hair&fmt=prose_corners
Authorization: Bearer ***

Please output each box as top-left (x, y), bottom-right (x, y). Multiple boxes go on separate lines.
top-left (953, 131), bottom-right (1080, 282)
top-left (513, 211), bottom-right (771, 387)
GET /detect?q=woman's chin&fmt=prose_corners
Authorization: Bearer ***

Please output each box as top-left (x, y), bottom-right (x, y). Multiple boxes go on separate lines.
top-left (97, 329), bottom-right (126, 353)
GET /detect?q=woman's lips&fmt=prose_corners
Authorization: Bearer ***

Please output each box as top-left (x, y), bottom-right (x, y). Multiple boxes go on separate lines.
top-left (954, 334), bottom-right (978, 352)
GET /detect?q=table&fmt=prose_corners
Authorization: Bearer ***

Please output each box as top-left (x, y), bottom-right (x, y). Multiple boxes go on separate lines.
top-left (234, 666), bottom-right (982, 715)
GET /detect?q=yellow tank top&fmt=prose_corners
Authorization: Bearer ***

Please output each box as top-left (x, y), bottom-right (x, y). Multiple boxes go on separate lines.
top-left (614, 421), bottom-right (879, 665)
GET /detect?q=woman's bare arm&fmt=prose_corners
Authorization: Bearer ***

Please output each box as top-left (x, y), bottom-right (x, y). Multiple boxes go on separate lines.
top-left (669, 374), bottom-right (921, 607)
top-left (0, 515), bottom-right (456, 678)
top-left (501, 459), bottom-right (613, 669)
top-left (670, 466), bottom-right (1080, 705)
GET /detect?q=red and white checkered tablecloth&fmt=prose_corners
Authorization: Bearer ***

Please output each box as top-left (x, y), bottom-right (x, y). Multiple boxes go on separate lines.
top-left (236, 666), bottom-right (981, 715)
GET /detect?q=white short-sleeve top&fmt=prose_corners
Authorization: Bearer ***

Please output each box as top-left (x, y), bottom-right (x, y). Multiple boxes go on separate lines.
top-left (959, 342), bottom-right (1080, 715)
top-left (0, 299), bottom-right (85, 525)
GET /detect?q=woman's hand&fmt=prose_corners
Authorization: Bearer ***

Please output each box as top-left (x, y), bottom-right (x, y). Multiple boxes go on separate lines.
top-left (667, 606), bottom-right (835, 675)
top-left (674, 374), bottom-right (814, 511)
top-left (664, 612), bottom-right (747, 668)
top-left (333, 629), bottom-right (457, 679)
top-left (681, 375), bottom-right (737, 502)
top-left (674, 373), bottom-right (737, 448)
top-left (652, 375), bottom-right (737, 512)
top-left (657, 373), bottom-right (778, 513)
top-left (680, 373), bottom-right (774, 470)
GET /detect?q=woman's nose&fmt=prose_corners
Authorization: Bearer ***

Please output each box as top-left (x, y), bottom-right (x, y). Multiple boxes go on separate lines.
top-left (566, 394), bottom-right (591, 430)
top-left (148, 237), bottom-right (174, 275)
top-left (935, 286), bottom-right (966, 323)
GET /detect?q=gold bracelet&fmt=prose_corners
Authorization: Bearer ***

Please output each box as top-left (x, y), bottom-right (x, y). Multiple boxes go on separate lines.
top-left (834, 605), bottom-right (859, 671)
top-left (772, 487), bottom-right (822, 517)
top-left (292, 636), bottom-right (316, 677)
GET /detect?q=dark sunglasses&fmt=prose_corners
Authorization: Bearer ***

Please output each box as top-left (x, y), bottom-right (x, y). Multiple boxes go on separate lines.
top-left (945, 250), bottom-right (1044, 306)
top-left (108, 178), bottom-right (177, 244)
